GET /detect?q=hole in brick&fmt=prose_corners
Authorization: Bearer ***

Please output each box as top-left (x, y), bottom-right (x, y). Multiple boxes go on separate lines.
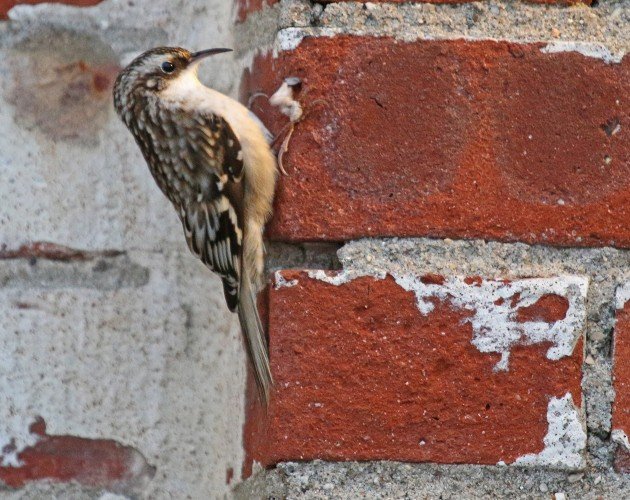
top-left (601, 117), bottom-right (621, 136)
top-left (485, 403), bottom-right (491, 410)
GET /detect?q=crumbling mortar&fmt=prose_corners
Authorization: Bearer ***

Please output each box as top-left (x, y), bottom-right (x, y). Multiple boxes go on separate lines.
top-left (234, 460), bottom-right (630, 499)
top-left (266, 241), bottom-right (342, 272)
top-left (235, 0), bottom-right (628, 62)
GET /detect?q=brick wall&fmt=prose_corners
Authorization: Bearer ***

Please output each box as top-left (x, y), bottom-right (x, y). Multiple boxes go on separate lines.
top-left (1, 0), bottom-right (628, 497)
top-left (236, 0), bottom-right (630, 497)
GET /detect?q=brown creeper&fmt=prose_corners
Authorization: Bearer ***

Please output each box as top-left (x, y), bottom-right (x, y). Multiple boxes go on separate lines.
top-left (113, 47), bottom-right (277, 402)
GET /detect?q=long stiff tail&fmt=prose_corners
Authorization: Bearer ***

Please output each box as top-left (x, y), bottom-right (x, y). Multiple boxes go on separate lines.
top-left (237, 273), bottom-right (273, 404)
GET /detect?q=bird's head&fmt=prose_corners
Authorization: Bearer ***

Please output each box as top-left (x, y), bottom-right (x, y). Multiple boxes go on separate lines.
top-left (113, 46), bottom-right (231, 113)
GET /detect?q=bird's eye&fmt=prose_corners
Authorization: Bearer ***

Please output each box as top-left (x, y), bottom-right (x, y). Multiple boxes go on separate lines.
top-left (161, 61), bottom-right (175, 73)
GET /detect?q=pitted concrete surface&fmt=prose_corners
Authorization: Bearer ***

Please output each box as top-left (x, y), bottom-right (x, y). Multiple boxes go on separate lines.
top-left (236, 0), bottom-right (629, 60)
top-left (1, 0), bottom-right (243, 252)
top-left (0, 249), bottom-right (246, 498)
top-left (235, 461), bottom-right (630, 500)
top-left (1, 0), bottom-right (247, 497)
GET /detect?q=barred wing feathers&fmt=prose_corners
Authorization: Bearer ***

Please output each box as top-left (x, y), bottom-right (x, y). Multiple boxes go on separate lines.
top-left (128, 102), bottom-right (272, 402)
top-left (153, 106), bottom-right (245, 311)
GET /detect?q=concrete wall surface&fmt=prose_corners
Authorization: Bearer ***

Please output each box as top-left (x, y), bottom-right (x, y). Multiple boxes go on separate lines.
top-left (0, 1), bottom-right (248, 498)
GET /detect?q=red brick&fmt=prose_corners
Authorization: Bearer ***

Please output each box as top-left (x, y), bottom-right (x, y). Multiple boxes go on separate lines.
top-left (613, 284), bottom-right (630, 472)
top-left (0, 0), bottom-right (102, 19)
top-left (615, 448), bottom-right (630, 474)
top-left (244, 271), bottom-right (585, 474)
top-left (0, 417), bottom-right (155, 490)
top-left (243, 37), bottom-right (629, 247)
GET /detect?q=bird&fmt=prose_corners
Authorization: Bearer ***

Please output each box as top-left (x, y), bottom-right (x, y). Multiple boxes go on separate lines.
top-left (113, 47), bottom-right (277, 403)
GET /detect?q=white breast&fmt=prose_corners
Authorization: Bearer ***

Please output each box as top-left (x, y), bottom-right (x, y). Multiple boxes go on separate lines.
top-left (160, 69), bottom-right (273, 146)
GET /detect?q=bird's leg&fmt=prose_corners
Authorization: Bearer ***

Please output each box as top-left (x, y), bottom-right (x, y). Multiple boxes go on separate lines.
top-left (270, 121), bottom-right (294, 151)
top-left (276, 124), bottom-right (295, 176)
top-left (273, 98), bottom-right (329, 175)
top-left (268, 77), bottom-right (304, 175)
top-left (268, 77), bottom-right (330, 175)
top-left (246, 89), bottom-right (293, 174)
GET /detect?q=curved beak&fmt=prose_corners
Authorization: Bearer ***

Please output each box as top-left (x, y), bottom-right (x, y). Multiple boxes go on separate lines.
top-left (190, 48), bottom-right (233, 64)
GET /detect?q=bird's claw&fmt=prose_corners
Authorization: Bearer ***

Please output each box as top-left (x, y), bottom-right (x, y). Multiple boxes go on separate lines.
top-left (247, 92), bottom-right (269, 110)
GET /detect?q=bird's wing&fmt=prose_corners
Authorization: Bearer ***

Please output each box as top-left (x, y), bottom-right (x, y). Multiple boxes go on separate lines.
top-left (150, 104), bottom-right (272, 403)
top-left (156, 106), bottom-right (245, 311)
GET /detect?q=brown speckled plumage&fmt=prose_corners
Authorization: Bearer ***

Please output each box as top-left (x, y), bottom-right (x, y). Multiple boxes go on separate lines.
top-left (113, 47), bottom-right (277, 402)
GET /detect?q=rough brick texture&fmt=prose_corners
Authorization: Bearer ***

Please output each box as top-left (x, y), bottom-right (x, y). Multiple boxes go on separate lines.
top-left (244, 271), bottom-right (586, 475)
top-left (243, 37), bottom-right (629, 247)
top-left (613, 284), bottom-right (630, 472)
top-left (0, 1), bottom-right (103, 19)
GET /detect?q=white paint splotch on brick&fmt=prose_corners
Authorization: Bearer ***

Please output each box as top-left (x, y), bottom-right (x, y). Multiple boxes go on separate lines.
top-left (275, 27), bottom-right (339, 54)
top-left (309, 269), bottom-right (587, 372)
top-left (612, 429), bottom-right (630, 452)
top-left (393, 275), bottom-right (588, 371)
top-left (307, 269), bottom-right (385, 287)
top-left (616, 282), bottom-right (630, 310)
top-left (514, 393), bottom-right (586, 470)
top-left (274, 271), bottom-right (299, 289)
top-left (540, 42), bottom-right (624, 65)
